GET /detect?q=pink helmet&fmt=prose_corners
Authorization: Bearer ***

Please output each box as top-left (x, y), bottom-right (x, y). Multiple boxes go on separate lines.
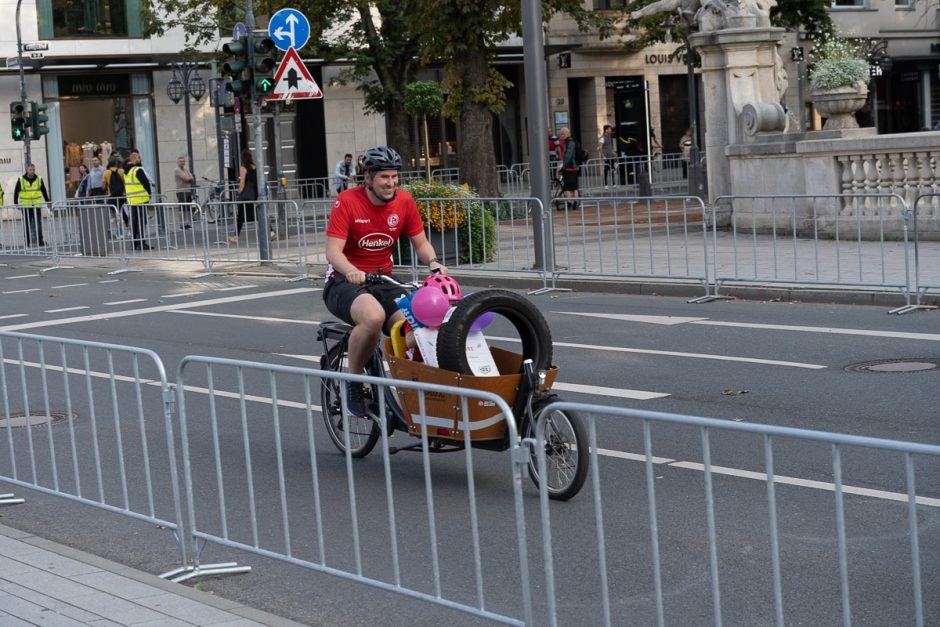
top-left (423, 274), bottom-right (462, 302)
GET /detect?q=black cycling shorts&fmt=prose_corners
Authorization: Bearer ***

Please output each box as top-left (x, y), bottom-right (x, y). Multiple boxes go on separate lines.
top-left (323, 275), bottom-right (407, 328)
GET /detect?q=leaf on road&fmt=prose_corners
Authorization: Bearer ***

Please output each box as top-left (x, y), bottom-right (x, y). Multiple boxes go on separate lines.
top-left (721, 388), bottom-right (749, 395)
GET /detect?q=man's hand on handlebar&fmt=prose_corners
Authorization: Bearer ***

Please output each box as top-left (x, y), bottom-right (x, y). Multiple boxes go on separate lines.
top-left (428, 258), bottom-right (447, 275)
top-left (345, 269), bottom-right (367, 285)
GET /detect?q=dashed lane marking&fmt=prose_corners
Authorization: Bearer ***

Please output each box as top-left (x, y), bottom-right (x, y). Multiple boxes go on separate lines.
top-left (160, 291), bottom-right (205, 299)
top-left (556, 311), bottom-right (940, 342)
top-left (0, 314), bottom-right (28, 321)
top-left (44, 306), bottom-right (90, 313)
top-left (51, 283), bottom-right (89, 289)
top-left (0, 287), bottom-right (320, 332)
top-left (104, 299), bottom-right (148, 306)
top-left (2, 289), bottom-right (40, 295)
top-left (5, 274), bottom-right (40, 279)
top-left (215, 285), bottom-right (258, 291)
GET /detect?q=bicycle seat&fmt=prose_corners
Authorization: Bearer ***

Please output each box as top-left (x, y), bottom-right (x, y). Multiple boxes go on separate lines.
top-left (317, 320), bottom-right (353, 341)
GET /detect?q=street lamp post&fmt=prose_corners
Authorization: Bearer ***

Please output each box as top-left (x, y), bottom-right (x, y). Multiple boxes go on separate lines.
top-left (664, 15), bottom-right (702, 197)
top-left (166, 62), bottom-right (206, 201)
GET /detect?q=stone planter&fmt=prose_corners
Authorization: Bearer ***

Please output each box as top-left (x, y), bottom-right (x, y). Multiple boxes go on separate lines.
top-left (811, 83), bottom-right (869, 130)
top-left (396, 227), bottom-right (464, 266)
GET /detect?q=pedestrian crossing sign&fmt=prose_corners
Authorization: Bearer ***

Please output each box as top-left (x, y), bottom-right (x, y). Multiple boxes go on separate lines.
top-left (267, 46), bottom-right (322, 101)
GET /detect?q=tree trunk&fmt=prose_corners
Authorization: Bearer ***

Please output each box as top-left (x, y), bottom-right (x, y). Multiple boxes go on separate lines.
top-left (455, 49), bottom-right (499, 197)
top-left (384, 98), bottom-right (414, 168)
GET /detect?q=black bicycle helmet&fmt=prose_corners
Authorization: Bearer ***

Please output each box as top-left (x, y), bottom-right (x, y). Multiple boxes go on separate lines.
top-left (361, 146), bottom-right (402, 172)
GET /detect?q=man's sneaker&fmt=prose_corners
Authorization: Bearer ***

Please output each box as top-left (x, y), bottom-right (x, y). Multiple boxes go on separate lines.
top-left (345, 382), bottom-right (366, 417)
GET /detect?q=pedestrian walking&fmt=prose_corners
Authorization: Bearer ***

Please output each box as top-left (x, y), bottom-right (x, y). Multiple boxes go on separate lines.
top-left (103, 154), bottom-right (125, 238)
top-left (15, 163), bottom-right (50, 247)
top-left (557, 127), bottom-right (581, 210)
top-left (174, 155), bottom-right (195, 229)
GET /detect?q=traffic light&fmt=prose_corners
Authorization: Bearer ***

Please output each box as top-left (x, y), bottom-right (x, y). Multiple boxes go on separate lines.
top-left (9, 102), bottom-right (26, 141)
top-left (30, 101), bottom-right (49, 140)
top-left (253, 33), bottom-right (277, 95)
top-left (222, 35), bottom-right (251, 95)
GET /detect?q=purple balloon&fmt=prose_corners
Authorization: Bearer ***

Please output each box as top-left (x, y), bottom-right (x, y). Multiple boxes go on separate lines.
top-left (469, 311), bottom-right (496, 333)
top-left (411, 286), bottom-right (451, 328)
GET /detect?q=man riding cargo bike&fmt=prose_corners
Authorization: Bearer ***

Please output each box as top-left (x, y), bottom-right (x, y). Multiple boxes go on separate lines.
top-left (319, 145), bottom-right (589, 500)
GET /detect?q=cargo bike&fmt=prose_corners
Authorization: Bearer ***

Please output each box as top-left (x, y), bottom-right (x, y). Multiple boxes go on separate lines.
top-left (317, 275), bottom-right (589, 500)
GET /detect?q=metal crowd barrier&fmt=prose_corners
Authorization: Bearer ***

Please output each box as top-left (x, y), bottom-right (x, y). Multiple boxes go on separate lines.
top-left (0, 330), bottom-right (188, 569)
top-left (529, 400), bottom-right (940, 626)
top-left (708, 194), bottom-right (913, 306)
top-left (174, 355), bottom-right (534, 625)
top-left (897, 194), bottom-right (940, 314)
top-left (545, 195), bottom-right (712, 299)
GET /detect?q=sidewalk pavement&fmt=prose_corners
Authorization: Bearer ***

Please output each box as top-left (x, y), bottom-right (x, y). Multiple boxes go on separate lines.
top-left (0, 523), bottom-right (304, 627)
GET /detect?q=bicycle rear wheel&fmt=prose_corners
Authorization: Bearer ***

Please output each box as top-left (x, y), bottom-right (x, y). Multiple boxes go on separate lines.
top-left (320, 343), bottom-right (381, 458)
top-left (524, 398), bottom-right (589, 501)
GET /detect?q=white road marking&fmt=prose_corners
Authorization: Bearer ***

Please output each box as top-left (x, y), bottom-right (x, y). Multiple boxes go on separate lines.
top-left (216, 285), bottom-right (257, 291)
top-left (692, 320), bottom-right (940, 342)
top-left (2, 289), bottom-right (40, 295)
top-left (104, 299), bottom-right (148, 306)
top-left (668, 461), bottom-right (940, 508)
top-left (557, 311), bottom-right (940, 342)
top-left (0, 314), bottom-right (28, 321)
top-left (556, 312), bottom-right (707, 325)
top-left (44, 306), bottom-right (90, 313)
top-left (51, 283), bottom-right (88, 289)
top-left (5, 274), bottom-right (40, 279)
top-left (523, 337), bottom-right (825, 369)
top-left (160, 291), bottom-right (205, 299)
top-left (0, 287), bottom-right (320, 332)
top-left (552, 382), bottom-right (669, 400)
top-left (98, 279), bottom-right (120, 284)
top-left (175, 311), bottom-right (320, 325)
top-left (279, 354), bottom-right (319, 363)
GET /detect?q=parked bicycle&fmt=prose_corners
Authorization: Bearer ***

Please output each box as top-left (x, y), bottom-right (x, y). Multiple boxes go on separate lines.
top-left (317, 274), bottom-right (589, 500)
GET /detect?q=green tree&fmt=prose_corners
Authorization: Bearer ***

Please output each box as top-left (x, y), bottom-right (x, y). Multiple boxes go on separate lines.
top-left (412, 0), bottom-right (613, 197)
top-left (144, 0), bottom-right (424, 165)
top-left (404, 81), bottom-right (444, 179)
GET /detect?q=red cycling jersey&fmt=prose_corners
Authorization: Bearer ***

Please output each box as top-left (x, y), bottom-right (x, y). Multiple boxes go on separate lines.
top-left (325, 186), bottom-right (424, 278)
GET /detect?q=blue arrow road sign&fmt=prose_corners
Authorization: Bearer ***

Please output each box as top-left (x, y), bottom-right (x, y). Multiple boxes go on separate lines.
top-left (268, 8), bottom-right (310, 52)
top-left (232, 21), bottom-right (247, 40)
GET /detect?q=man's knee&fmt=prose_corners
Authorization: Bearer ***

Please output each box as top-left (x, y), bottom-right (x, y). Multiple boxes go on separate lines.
top-left (351, 295), bottom-right (386, 330)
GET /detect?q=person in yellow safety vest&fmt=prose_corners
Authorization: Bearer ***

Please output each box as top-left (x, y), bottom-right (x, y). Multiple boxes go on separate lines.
top-left (123, 149), bottom-right (153, 251)
top-left (14, 163), bottom-right (50, 248)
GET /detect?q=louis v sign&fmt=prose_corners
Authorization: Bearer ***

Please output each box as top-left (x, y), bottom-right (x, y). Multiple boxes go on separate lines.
top-left (268, 8), bottom-right (310, 52)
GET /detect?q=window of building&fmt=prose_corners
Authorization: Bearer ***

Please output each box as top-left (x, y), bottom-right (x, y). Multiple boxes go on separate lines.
top-left (593, 0), bottom-right (629, 9)
top-left (830, 0), bottom-right (865, 7)
top-left (895, 0), bottom-right (912, 7)
top-left (37, 0), bottom-right (143, 38)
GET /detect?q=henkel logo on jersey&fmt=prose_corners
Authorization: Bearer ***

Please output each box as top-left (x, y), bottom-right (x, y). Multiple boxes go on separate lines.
top-left (358, 233), bottom-right (395, 249)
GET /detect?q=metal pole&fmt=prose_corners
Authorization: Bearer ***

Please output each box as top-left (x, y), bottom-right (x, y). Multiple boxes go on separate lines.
top-left (212, 61), bottom-right (225, 182)
top-left (15, 0), bottom-right (30, 166)
top-left (246, 0), bottom-right (270, 260)
top-left (181, 66), bottom-right (197, 197)
top-left (796, 30), bottom-right (806, 132)
top-left (687, 40), bottom-right (701, 198)
top-left (521, 0), bottom-right (553, 272)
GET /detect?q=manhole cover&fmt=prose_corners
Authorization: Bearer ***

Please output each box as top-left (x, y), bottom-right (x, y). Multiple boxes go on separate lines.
top-left (845, 359), bottom-right (940, 374)
top-left (0, 412), bottom-right (72, 428)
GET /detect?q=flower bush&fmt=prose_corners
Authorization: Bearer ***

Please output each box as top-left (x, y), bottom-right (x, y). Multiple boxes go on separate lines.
top-left (404, 179), bottom-right (472, 231)
top-left (398, 179), bottom-right (497, 264)
top-left (809, 37), bottom-right (870, 91)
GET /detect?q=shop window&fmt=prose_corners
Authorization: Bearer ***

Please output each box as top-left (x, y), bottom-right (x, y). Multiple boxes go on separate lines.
top-left (593, 0), bottom-right (628, 9)
top-left (37, 0), bottom-right (143, 39)
top-left (895, 0), bottom-right (912, 7)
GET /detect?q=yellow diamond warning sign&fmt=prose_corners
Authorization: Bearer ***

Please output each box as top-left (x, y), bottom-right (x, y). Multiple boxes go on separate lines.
top-left (267, 47), bottom-right (322, 101)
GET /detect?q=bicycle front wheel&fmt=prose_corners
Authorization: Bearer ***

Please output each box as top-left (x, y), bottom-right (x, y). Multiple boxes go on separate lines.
top-left (524, 400), bottom-right (589, 501)
top-left (320, 344), bottom-right (381, 458)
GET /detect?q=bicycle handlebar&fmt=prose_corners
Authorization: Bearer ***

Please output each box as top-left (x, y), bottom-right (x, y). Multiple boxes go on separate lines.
top-left (364, 273), bottom-right (421, 288)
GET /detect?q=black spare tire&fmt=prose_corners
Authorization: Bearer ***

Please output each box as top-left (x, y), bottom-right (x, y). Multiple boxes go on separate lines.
top-left (436, 289), bottom-right (552, 375)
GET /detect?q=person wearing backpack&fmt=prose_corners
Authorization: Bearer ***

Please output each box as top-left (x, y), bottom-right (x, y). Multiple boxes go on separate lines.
top-left (556, 127), bottom-right (581, 211)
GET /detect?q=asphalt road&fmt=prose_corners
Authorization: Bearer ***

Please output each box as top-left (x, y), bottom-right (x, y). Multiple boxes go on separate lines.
top-left (0, 258), bottom-right (938, 626)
